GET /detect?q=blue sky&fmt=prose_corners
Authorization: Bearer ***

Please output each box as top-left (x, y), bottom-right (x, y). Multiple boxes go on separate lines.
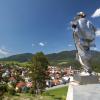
top-left (0, 0), bottom-right (100, 57)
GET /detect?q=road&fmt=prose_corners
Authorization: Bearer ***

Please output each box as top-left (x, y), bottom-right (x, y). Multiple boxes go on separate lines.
top-left (46, 83), bottom-right (69, 90)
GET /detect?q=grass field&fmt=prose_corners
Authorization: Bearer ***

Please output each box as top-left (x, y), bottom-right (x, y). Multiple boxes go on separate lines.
top-left (43, 86), bottom-right (68, 100)
top-left (2, 86), bottom-right (68, 100)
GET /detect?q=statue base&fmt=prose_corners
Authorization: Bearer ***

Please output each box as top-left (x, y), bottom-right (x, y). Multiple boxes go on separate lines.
top-left (73, 73), bottom-right (99, 85)
top-left (66, 84), bottom-right (100, 100)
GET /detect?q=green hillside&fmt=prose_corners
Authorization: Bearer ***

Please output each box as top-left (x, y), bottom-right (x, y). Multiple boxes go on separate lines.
top-left (0, 50), bottom-right (100, 71)
top-left (0, 50), bottom-right (76, 66)
top-left (0, 53), bottom-right (33, 62)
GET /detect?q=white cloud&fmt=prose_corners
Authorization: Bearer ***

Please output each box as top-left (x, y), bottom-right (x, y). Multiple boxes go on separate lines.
top-left (0, 46), bottom-right (13, 58)
top-left (93, 47), bottom-right (98, 51)
top-left (91, 8), bottom-right (100, 18)
top-left (39, 42), bottom-right (45, 46)
top-left (32, 42), bottom-right (47, 47)
top-left (0, 49), bottom-right (9, 55)
top-left (68, 44), bottom-right (73, 47)
top-left (96, 29), bottom-right (100, 37)
top-left (0, 49), bottom-right (11, 58)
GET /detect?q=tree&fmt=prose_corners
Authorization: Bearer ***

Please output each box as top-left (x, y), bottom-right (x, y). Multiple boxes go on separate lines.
top-left (30, 52), bottom-right (49, 94)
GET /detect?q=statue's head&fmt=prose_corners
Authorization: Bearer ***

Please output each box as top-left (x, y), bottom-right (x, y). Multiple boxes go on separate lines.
top-left (77, 12), bottom-right (86, 18)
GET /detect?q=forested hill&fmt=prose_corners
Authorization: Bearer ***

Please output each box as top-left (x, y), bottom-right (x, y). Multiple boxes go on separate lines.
top-left (0, 50), bottom-right (76, 63)
top-left (0, 53), bottom-right (33, 62)
top-left (0, 50), bottom-right (100, 67)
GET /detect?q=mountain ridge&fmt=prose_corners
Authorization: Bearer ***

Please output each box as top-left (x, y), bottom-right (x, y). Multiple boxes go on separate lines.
top-left (0, 50), bottom-right (100, 71)
top-left (0, 50), bottom-right (100, 64)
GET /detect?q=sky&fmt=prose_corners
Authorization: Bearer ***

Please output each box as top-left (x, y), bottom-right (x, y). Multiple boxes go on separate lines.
top-left (0, 0), bottom-right (100, 58)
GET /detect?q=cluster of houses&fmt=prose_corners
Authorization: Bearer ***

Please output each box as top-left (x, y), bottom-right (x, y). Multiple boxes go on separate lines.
top-left (0, 64), bottom-right (32, 93)
top-left (0, 63), bottom-right (77, 93)
top-left (46, 66), bottom-right (75, 87)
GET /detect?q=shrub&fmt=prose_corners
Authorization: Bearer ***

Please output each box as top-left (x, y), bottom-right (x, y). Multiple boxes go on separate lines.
top-left (7, 83), bottom-right (16, 95)
top-left (8, 87), bottom-right (16, 95)
top-left (0, 84), bottom-right (7, 96)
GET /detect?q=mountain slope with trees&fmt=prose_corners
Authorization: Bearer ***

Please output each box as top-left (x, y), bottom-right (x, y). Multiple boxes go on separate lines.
top-left (0, 50), bottom-right (76, 63)
top-left (0, 50), bottom-right (100, 71)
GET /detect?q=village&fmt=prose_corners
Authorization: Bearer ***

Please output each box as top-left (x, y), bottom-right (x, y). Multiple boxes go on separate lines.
top-left (0, 63), bottom-right (78, 94)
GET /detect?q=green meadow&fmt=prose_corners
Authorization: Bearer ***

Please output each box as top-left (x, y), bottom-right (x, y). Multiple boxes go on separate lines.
top-left (3, 86), bottom-right (68, 100)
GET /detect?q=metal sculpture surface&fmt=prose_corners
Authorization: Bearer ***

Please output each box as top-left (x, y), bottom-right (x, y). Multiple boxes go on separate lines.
top-left (71, 12), bottom-right (96, 74)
